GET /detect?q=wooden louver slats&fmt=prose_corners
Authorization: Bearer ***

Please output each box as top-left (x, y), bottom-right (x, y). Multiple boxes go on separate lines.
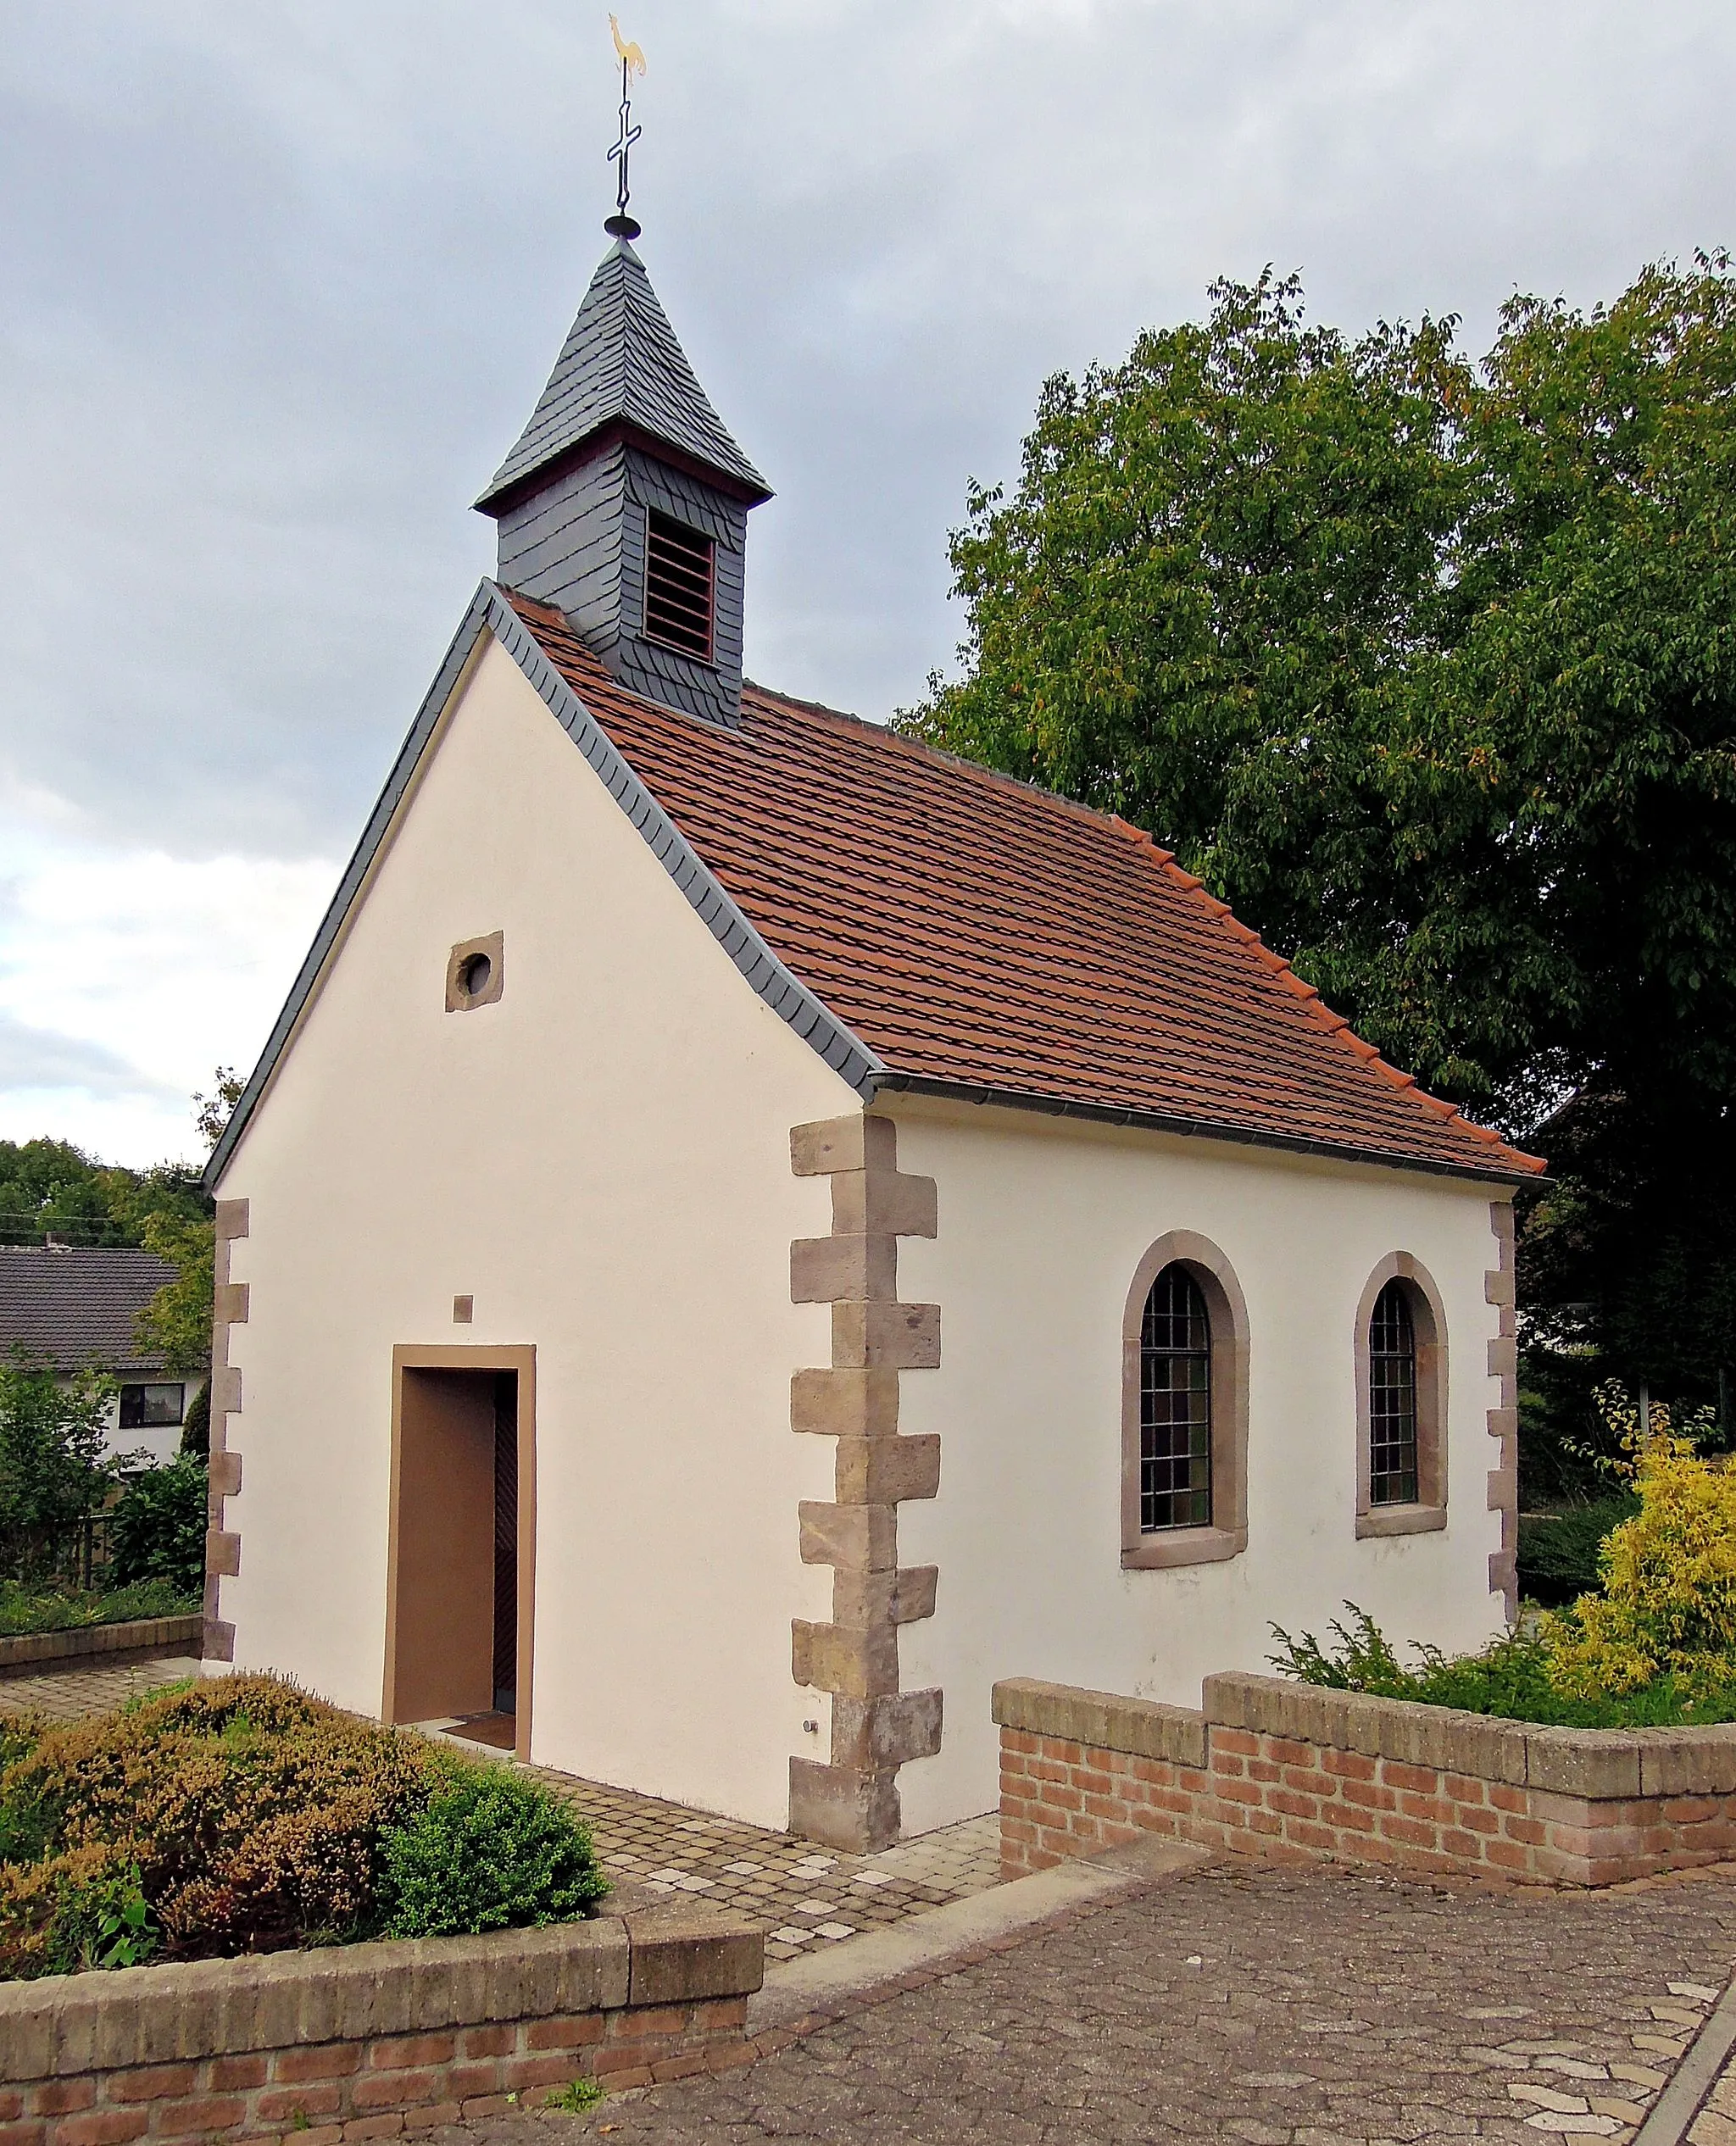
top-left (645, 509), bottom-right (715, 662)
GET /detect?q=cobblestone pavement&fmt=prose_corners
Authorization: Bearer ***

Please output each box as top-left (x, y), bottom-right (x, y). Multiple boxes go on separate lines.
top-left (526, 1765), bottom-right (1001, 1963)
top-left (0, 1654), bottom-right (203, 1720)
top-left (443, 1860), bottom-right (1736, 2145)
top-left (0, 1658), bottom-right (1003, 1963)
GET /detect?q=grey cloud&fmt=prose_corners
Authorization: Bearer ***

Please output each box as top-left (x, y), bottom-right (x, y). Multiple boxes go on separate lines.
top-left (0, 1010), bottom-right (180, 1104)
top-left (0, 0), bottom-right (1732, 863)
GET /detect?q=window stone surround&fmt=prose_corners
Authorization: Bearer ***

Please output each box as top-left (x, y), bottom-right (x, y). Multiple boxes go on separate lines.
top-left (1120, 1231), bottom-right (1250, 1571)
top-left (787, 1112), bottom-right (943, 1854)
top-left (1353, 1252), bottom-right (1449, 1538)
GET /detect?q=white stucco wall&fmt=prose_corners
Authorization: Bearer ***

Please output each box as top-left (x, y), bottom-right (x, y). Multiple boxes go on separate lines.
top-left (214, 633), bottom-right (849, 1827)
top-left (887, 1098), bottom-right (1510, 1836)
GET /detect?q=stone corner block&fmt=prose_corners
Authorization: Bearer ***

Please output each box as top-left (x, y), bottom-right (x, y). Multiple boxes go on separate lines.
top-left (791, 1114), bottom-right (896, 1178)
top-left (792, 1234), bottom-right (899, 1305)
top-left (623, 1910), bottom-right (763, 2008)
top-left (1523, 1727), bottom-right (1644, 1800)
top-left (798, 1500), bottom-right (898, 1572)
top-left (788, 1756), bottom-right (901, 1853)
top-left (214, 1197), bottom-right (250, 1241)
top-left (832, 1166), bottom-right (938, 1240)
top-left (791, 1366), bottom-right (902, 1439)
top-left (831, 1688), bottom-right (944, 1770)
top-left (832, 1300), bottom-right (940, 1370)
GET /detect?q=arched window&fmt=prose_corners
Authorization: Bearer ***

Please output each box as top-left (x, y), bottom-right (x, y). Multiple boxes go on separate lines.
top-left (1367, 1280), bottom-right (1419, 1506)
top-left (1355, 1256), bottom-right (1448, 1536)
top-left (1140, 1265), bottom-right (1214, 1531)
top-left (1121, 1234), bottom-right (1249, 1570)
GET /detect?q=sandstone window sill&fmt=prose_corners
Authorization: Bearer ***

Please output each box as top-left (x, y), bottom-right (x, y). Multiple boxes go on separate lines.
top-left (1121, 1525), bottom-right (1248, 1571)
top-left (1355, 1504), bottom-right (1448, 1539)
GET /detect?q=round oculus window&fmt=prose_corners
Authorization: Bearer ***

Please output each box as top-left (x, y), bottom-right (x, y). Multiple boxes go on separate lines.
top-left (459, 952), bottom-right (492, 998)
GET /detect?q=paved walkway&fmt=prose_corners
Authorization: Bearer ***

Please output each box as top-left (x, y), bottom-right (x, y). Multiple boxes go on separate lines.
top-left (0, 1653), bottom-right (203, 1720)
top-left (447, 1859), bottom-right (1736, 2144)
top-left (0, 1658), bottom-right (1003, 1965)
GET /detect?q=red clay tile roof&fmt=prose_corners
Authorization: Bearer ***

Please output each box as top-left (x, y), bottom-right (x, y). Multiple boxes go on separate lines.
top-left (505, 590), bottom-right (1542, 1181)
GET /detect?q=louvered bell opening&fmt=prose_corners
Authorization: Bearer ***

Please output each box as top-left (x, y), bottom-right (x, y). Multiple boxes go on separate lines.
top-left (644, 510), bottom-right (715, 663)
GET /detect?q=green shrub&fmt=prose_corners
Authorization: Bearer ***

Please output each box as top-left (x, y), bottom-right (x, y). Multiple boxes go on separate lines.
top-left (381, 1764), bottom-right (608, 1938)
top-left (1270, 1602), bottom-right (1736, 1727)
top-left (0, 1579), bottom-right (197, 1637)
top-left (1516, 1495), bottom-right (1640, 1608)
top-left (0, 1676), bottom-right (607, 1978)
top-left (109, 1459), bottom-right (208, 1595)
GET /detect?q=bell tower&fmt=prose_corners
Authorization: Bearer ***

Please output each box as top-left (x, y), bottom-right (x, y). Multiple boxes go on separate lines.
top-left (475, 31), bottom-right (770, 729)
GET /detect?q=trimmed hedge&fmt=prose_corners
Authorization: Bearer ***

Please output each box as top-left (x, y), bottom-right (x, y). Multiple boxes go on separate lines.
top-left (0, 1674), bottom-right (605, 1979)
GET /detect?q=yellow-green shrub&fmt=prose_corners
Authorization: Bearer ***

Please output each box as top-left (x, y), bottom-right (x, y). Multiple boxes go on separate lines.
top-left (1543, 1390), bottom-right (1736, 1700)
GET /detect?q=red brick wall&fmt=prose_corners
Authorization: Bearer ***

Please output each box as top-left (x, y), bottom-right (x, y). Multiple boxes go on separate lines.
top-left (999, 1729), bottom-right (1210, 1874)
top-left (995, 1676), bottom-right (1736, 1889)
top-left (0, 1999), bottom-right (753, 2146)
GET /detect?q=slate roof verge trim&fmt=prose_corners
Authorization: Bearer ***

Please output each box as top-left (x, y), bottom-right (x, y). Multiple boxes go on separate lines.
top-left (203, 582), bottom-right (879, 1192)
top-left (865, 1072), bottom-right (1541, 1187)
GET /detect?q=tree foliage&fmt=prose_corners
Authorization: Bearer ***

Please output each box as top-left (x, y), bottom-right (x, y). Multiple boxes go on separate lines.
top-left (0, 1359), bottom-right (124, 1585)
top-left (909, 254), bottom-right (1736, 1435)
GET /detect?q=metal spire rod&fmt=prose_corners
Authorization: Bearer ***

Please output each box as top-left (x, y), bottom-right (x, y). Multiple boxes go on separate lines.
top-left (605, 14), bottom-right (646, 241)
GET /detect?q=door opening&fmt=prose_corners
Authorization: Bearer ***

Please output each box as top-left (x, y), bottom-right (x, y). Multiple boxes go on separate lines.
top-left (384, 1348), bottom-right (534, 1760)
top-left (492, 1370), bottom-right (517, 1715)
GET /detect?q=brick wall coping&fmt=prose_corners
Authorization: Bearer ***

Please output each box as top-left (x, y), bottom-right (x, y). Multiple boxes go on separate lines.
top-left (993, 1672), bottom-right (1736, 1802)
top-left (992, 1678), bottom-right (1206, 1767)
top-left (0, 1615), bottom-right (203, 1678)
top-left (0, 1910), bottom-right (762, 2085)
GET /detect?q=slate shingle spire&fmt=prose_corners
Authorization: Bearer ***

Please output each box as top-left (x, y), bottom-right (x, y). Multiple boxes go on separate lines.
top-left (477, 241), bottom-right (771, 730)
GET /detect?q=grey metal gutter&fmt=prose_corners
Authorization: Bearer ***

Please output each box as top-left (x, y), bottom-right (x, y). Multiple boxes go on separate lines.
top-left (865, 1071), bottom-right (1542, 1187)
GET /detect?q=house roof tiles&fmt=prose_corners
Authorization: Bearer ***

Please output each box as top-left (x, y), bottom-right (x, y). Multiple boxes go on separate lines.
top-left (0, 1246), bottom-right (182, 1375)
top-left (504, 590), bottom-right (1542, 1182)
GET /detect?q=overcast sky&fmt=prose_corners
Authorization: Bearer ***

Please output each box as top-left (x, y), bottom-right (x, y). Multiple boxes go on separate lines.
top-left (1, 0), bottom-right (1731, 1167)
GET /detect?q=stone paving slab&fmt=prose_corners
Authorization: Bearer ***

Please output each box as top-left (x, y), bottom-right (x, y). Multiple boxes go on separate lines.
top-left (436, 1860), bottom-right (1736, 2144)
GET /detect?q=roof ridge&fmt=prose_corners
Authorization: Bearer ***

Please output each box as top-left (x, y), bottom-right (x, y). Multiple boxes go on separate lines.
top-left (1104, 814), bottom-right (1527, 1160)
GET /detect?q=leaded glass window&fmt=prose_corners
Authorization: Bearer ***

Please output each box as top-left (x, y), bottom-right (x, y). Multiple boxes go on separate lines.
top-left (1368, 1279), bottom-right (1419, 1505)
top-left (1140, 1264), bottom-right (1212, 1531)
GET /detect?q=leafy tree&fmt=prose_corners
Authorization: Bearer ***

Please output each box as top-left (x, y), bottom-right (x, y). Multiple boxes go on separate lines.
top-left (909, 254), bottom-right (1736, 1464)
top-left (126, 1067), bottom-right (243, 1379)
top-left (109, 1455), bottom-right (208, 1597)
top-left (0, 1356), bottom-right (123, 1583)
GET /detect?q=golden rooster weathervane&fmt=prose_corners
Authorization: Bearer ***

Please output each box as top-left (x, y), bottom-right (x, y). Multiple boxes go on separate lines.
top-left (605, 15), bottom-right (647, 241)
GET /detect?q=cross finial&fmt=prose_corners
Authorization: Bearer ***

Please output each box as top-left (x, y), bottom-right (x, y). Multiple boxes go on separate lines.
top-left (605, 15), bottom-right (647, 241)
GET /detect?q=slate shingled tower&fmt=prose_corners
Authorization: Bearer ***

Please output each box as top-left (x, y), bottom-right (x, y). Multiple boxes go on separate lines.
top-left (476, 240), bottom-right (771, 729)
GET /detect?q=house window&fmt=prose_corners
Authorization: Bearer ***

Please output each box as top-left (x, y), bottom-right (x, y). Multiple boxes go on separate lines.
top-left (1121, 1233), bottom-right (1249, 1570)
top-left (1368, 1281), bottom-right (1420, 1505)
top-left (644, 510), bottom-right (715, 661)
top-left (120, 1382), bottom-right (185, 1430)
top-left (1355, 1256), bottom-right (1448, 1536)
top-left (1140, 1265), bottom-right (1213, 1530)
